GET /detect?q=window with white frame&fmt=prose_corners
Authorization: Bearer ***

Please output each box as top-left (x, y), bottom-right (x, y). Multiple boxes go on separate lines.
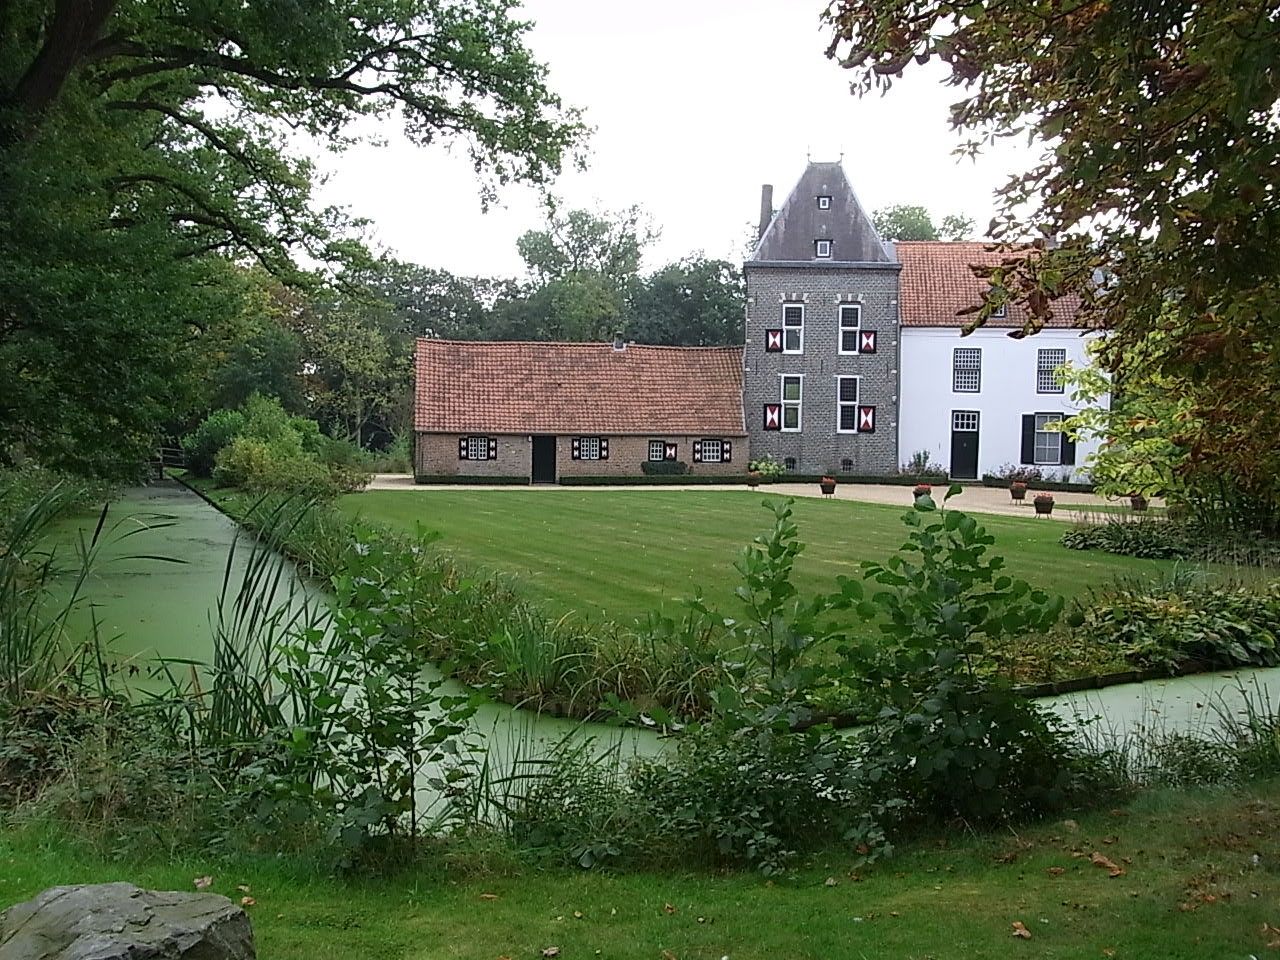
top-left (838, 304), bottom-right (861, 354)
top-left (782, 303), bottom-right (804, 353)
top-left (952, 410), bottom-right (979, 432)
top-left (837, 376), bottom-right (859, 432)
top-left (817, 195), bottom-right (831, 210)
top-left (953, 347), bottom-right (982, 392)
top-left (578, 436), bottom-right (602, 460)
top-left (991, 303), bottom-right (1007, 318)
top-left (781, 375), bottom-right (802, 431)
top-left (700, 439), bottom-right (723, 463)
top-left (815, 239), bottom-right (832, 258)
top-left (465, 436), bottom-right (490, 460)
top-left (647, 439), bottom-right (666, 462)
top-left (1037, 348), bottom-right (1067, 393)
top-left (1034, 414), bottom-right (1063, 464)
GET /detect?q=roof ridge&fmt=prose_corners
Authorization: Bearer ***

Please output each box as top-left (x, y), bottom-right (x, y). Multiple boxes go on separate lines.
top-left (416, 338), bottom-right (743, 351)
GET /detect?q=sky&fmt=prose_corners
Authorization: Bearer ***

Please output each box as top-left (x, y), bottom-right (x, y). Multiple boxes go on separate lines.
top-left (313, 0), bottom-right (1040, 280)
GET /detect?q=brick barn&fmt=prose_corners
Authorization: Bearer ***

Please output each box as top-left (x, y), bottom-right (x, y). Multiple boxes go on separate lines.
top-left (413, 339), bottom-right (747, 482)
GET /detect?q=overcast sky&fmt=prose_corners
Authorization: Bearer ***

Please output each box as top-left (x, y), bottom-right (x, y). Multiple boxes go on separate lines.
top-left (313, 0), bottom-right (1038, 280)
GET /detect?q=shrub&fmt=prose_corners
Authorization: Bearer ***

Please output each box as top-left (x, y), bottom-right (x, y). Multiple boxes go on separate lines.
top-left (994, 462), bottom-right (1044, 483)
top-left (900, 449), bottom-right (945, 476)
top-left (181, 409), bottom-right (247, 477)
top-left (213, 436), bottom-right (338, 498)
top-left (640, 460), bottom-right (689, 476)
top-left (747, 454), bottom-right (785, 478)
top-left (1061, 518), bottom-right (1280, 564)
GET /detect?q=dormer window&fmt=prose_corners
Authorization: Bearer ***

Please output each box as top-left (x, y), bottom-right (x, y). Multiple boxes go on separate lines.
top-left (815, 239), bottom-right (832, 259)
top-left (991, 303), bottom-right (1007, 318)
top-left (817, 196), bottom-right (831, 210)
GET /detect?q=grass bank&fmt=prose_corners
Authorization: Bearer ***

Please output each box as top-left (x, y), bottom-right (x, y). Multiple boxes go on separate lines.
top-left (3, 781), bottom-right (1277, 959)
top-left (337, 489), bottom-right (1174, 622)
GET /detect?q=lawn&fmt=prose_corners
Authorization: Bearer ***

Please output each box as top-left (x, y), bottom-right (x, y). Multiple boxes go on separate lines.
top-left (3, 783), bottom-right (1276, 959)
top-left (339, 489), bottom-right (1176, 622)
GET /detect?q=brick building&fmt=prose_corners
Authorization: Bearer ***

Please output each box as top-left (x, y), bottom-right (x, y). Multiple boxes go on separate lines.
top-left (413, 339), bottom-right (746, 482)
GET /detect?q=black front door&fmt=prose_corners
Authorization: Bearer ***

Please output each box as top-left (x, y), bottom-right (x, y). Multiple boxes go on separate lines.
top-left (531, 435), bottom-right (556, 483)
top-left (950, 411), bottom-right (980, 479)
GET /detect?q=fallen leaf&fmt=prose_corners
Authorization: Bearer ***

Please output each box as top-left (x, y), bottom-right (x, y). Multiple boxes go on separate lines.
top-left (193, 876), bottom-right (213, 890)
top-left (1047, 867), bottom-right (1066, 876)
top-left (1011, 921), bottom-right (1032, 939)
top-left (1062, 819), bottom-right (1080, 831)
top-left (1089, 852), bottom-right (1125, 878)
top-left (663, 903), bottom-right (677, 915)
top-left (1102, 835), bottom-right (1119, 845)
top-left (890, 911), bottom-right (901, 918)
top-left (573, 911), bottom-right (583, 919)
top-left (236, 884), bottom-right (250, 894)
top-left (479, 893), bottom-right (499, 901)
top-left (662, 952), bottom-right (678, 960)
top-left (542, 949), bottom-right (560, 959)
top-left (1103, 950), bottom-right (1116, 958)
top-left (824, 876), bottom-right (839, 887)
top-left (240, 897), bottom-right (256, 907)
top-left (497, 955), bottom-right (513, 960)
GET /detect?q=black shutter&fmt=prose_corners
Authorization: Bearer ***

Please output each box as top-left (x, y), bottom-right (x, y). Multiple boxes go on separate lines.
top-left (723, 440), bottom-right (732, 462)
top-left (692, 441), bottom-right (702, 463)
top-left (1021, 415), bottom-right (1036, 464)
top-left (458, 438), bottom-right (468, 460)
top-left (487, 437), bottom-right (497, 460)
top-left (1060, 430), bottom-right (1076, 466)
top-left (600, 438), bottom-right (609, 460)
top-left (571, 437), bottom-right (580, 460)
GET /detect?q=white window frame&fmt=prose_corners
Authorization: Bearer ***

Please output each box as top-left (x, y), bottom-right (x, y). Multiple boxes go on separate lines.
top-left (1037, 348), bottom-right (1067, 393)
top-left (647, 439), bottom-right (666, 462)
top-left (700, 439), bottom-right (724, 463)
top-left (1034, 413), bottom-right (1063, 465)
top-left (991, 304), bottom-right (1007, 319)
top-left (838, 304), bottom-right (862, 355)
top-left (836, 376), bottom-right (860, 433)
top-left (815, 239), bottom-right (832, 259)
top-left (578, 436), bottom-right (602, 460)
top-left (782, 303), bottom-right (804, 354)
top-left (817, 195), bottom-right (831, 210)
top-left (953, 347), bottom-right (982, 393)
top-left (465, 436), bottom-right (490, 461)
top-left (952, 410), bottom-right (980, 432)
top-left (780, 374), bottom-right (803, 432)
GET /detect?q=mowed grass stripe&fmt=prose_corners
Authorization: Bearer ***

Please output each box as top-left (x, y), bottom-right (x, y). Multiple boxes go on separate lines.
top-left (340, 490), bottom-right (1175, 621)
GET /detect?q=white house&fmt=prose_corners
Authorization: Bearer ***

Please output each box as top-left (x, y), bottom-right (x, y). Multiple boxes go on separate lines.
top-left (895, 242), bottom-right (1105, 481)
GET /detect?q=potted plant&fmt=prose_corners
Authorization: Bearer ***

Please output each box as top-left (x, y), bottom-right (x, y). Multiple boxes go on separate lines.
top-left (1034, 493), bottom-right (1055, 516)
top-left (747, 470), bottom-right (762, 490)
top-left (819, 475), bottom-right (837, 496)
top-left (912, 483), bottom-right (932, 500)
top-left (1130, 494), bottom-right (1149, 512)
top-left (1010, 481), bottom-right (1028, 502)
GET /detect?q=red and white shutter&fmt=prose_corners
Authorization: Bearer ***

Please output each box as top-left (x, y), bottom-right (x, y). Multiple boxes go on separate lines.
top-left (722, 440), bottom-right (732, 462)
top-left (571, 437), bottom-right (581, 460)
top-left (487, 437), bottom-right (498, 460)
top-left (762, 404), bottom-right (782, 430)
top-left (765, 329), bottom-right (783, 352)
top-left (664, 442), bottom-right (677, 460)
top-left (858, 406), bottom-right (876, 433)
top-left (458, 438), bottom-right (469, 460)
top-left (599, 438), bottom-right (609, 460)
top-left (859, 330), bottom-right (877, 354)
top-left (692, 441), bottom-right (703, 463)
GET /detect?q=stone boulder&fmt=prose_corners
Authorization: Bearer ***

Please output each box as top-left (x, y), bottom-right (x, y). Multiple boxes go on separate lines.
top-left (0, 882), bottom-right (255, 960)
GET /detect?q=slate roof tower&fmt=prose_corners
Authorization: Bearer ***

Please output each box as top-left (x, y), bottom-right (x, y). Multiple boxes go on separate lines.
top-left (743, 162), bottom-right (901, 476)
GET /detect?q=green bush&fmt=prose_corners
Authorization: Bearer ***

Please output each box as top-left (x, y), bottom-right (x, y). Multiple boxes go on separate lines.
top-left (213, 436), bottom-right (338, 498)
top-left (747, 454), bottom-right (785, 478)
top-left (181, 409), bottom-right (247, 477)
top-left (639, 460), bottom-right (689, 476)
top-left (1062, 518), bottom-right (1280, 564)
top-left (1073, 576), bottom-right (1280, 671)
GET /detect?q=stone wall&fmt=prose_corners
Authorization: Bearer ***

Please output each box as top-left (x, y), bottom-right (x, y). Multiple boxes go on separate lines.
top-left (743, 263), bottom-right (901, 475)
top-left (415, 433), bottom-right (746, 481)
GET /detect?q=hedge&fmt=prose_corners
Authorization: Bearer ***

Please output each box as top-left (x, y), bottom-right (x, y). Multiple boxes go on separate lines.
top-left (413, 474), bottom-right (530, 485)
top-left (981, 474), bottom-right (1095, 493)
top-left (558, 473), bottom-right (952, 487)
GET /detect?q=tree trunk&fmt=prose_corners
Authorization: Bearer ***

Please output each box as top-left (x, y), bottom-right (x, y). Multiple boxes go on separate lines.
top-left (8, 0), bottom-right (119, 119)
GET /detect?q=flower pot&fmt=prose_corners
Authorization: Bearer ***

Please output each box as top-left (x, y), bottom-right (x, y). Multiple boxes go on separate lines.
top-left (747, 472), bottom-right (761, 490)
top-left (912, 484), bottom-right (932, 499)
top-left (819, 480), bottom-right (836, 497)
top-left (1010, 484), bottom-right (1027, 501)
top-left (1130, 495), bottom-right (1148, 512)
top-left (1033, 496), bottom-right (1054, 516)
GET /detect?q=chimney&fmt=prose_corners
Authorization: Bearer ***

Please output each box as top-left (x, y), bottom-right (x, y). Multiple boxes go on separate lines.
top-left (757, 184), bottom-right (773, 239)
top-left (612, 331), bottom-right (625, 351)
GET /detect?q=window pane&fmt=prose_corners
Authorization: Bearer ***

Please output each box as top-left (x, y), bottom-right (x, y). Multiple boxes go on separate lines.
top-left (702, 439), bottom-right (722, 462)
top-left (841, 331), bottom-right (859, 352)
top-left (784, 329), bottom-right (801, 351)
top-left (783, 305), bottom-right (803, 325)
top-left (467, 437), bottom-right (487, 460)
top-left (648, 440), bottom-right (664, 461)
top-left (783, 406), bottom-right (799, 428)
top-left (1037, 348), bottom-right (1067, 393)
top-left (839, 406), bottom-right (857, 431)
top-left (782, 377), bottom-right (801, 401)
top-left (839, 378), bottom-right (858, 402)
top-left (839, 306), bottom-right (860, 328)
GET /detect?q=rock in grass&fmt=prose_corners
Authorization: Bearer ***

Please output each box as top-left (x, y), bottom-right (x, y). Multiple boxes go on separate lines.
top-left (0, 881), bottom-right (254, 959)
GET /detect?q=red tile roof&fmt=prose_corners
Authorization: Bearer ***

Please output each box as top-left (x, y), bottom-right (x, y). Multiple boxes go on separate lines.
top-left (896, 241), bottom-right (1082, 328)
top-left (415, 340), bottom-right (746, 435)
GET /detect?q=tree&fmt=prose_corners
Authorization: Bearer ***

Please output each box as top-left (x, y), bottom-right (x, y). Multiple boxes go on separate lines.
top-left (516, 204), bottom-right (657, 289)
top-left (628, 258), bottom-right (744, 346)
top-left (871, 205), bottom-right (974, 241)
top-left (0, 0), bottom-right (586, 474)
top-left (825, 0), bottom-right (1280, 522)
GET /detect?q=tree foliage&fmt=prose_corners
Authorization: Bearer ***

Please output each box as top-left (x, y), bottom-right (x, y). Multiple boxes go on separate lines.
top-left (824, 0), bottom-right (1280, 519)
top-left (516, 203), bottom-right (657, 289)
top-left (871, 204), bottom-right (973, 241)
